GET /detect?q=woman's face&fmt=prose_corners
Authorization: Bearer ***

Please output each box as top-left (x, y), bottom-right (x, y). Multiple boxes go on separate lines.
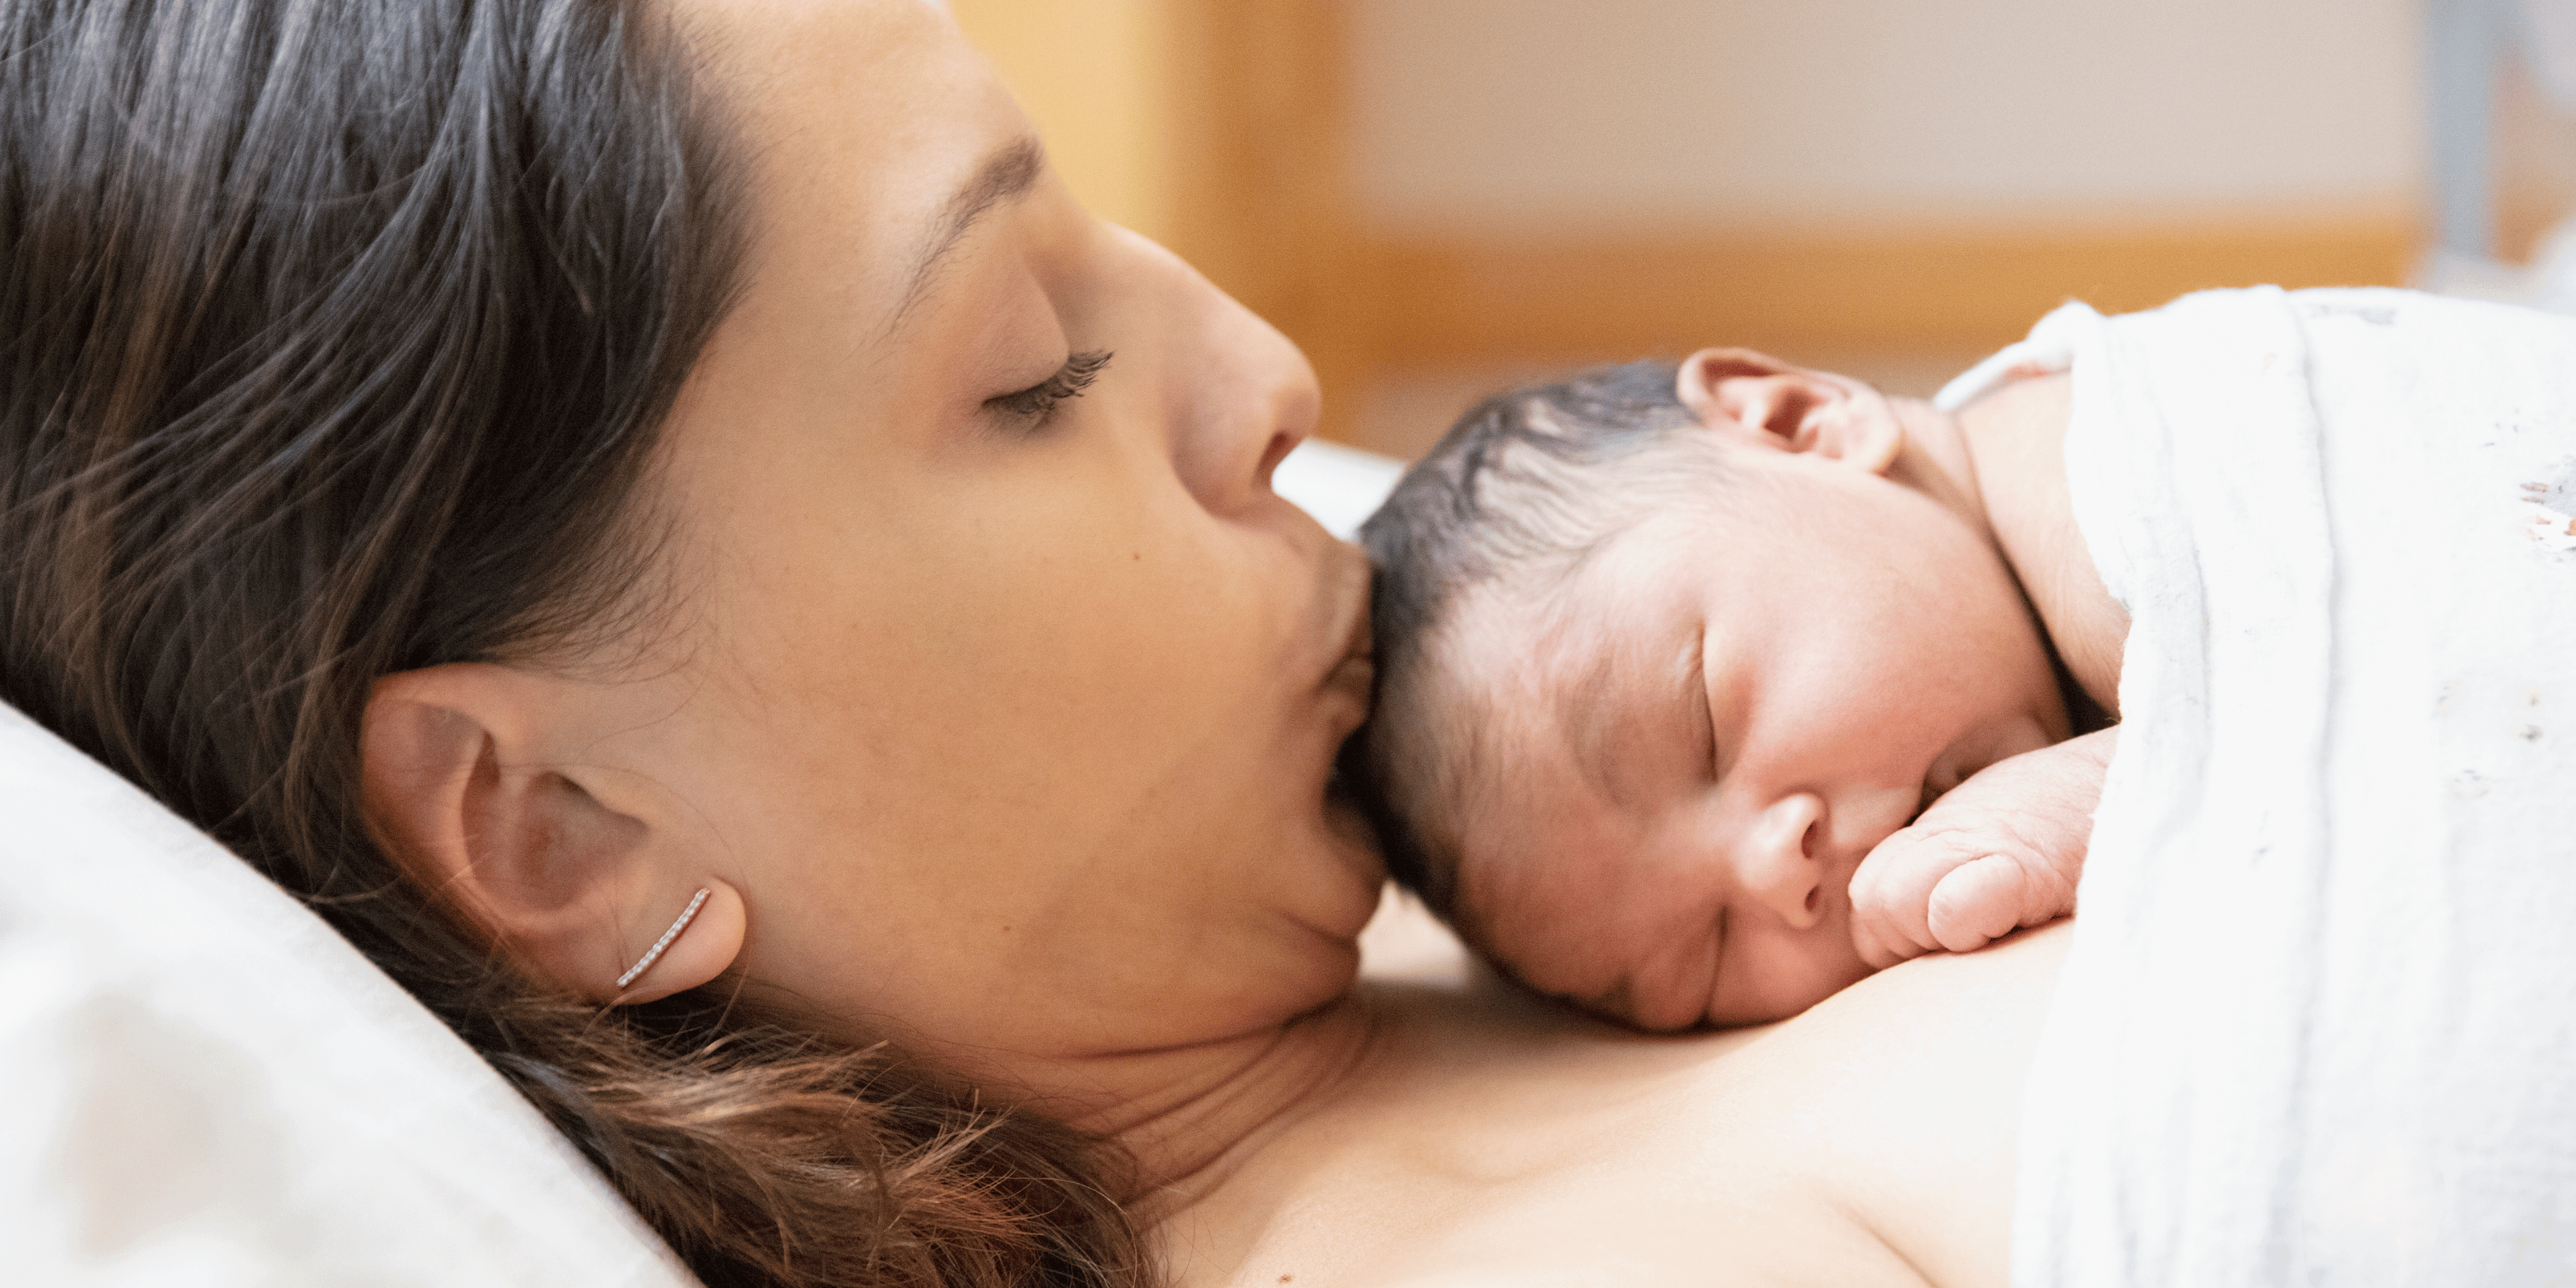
top-left (627, 0), bottom-right (1379, 1077)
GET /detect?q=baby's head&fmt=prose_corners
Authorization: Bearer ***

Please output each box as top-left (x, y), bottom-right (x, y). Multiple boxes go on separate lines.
top-left (1355, 352), bottom-right (2067, 1028)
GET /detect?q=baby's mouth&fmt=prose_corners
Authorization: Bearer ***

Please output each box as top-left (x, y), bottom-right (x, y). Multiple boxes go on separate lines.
top-left (1913, 751), bottom-right (1973, 824)
top-left (1310, 542), bottom-right (1375, 699)
top-left (1922, 739), bottom-right (1982, 802)
top-left (1321, 599), bottom-right (1374, 701)
top-left (1910, 715), bottom-right (2059, 822)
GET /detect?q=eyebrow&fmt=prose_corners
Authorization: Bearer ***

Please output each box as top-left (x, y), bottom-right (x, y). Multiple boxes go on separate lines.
top-left (889, 135), bottom-right (1047, 332)
top-left (1555, 628), bottom-right (1708, 813)
top-left (1555, 639), bottom-right (1628, 808)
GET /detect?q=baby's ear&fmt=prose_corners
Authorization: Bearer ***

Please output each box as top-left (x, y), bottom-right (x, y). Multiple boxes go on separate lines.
top-left (1676, 348), bottom-right (1902, 475)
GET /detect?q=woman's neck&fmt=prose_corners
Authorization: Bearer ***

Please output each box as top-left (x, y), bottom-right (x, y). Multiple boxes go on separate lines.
top-left (1027, 989), bottom-right (1387, 1208)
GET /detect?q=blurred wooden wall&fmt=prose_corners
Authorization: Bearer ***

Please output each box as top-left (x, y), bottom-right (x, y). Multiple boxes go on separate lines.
top-left (952, 1), bottom-right (2421, 451)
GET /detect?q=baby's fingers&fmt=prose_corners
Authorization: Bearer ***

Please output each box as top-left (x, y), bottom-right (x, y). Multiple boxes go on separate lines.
top-left (1924, 853), bottom-right (2073, 954)
top-left (1846, 856), bottom-right (1922, 971)
top-left (1848, 828), bottom-right (1975, 969)
top-left (1922, 857), bottom-right (2030, 953)
top-left (1851, 911), bottom-right (1929, 972)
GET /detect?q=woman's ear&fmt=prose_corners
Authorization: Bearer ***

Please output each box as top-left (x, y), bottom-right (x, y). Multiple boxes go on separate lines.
top-left (1675, 347), bottom-right (1904, 475)
top-left (359, 664), bottom-right (746, 1004)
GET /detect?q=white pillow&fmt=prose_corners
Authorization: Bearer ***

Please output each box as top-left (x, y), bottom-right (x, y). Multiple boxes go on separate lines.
top-left (1274, 439), bottom-right (1404, 541)
top-left (0, 701), bottom-right (696, 1287)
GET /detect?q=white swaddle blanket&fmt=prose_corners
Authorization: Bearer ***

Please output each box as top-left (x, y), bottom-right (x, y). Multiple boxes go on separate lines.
top-left (1938, 287), bottom-right (2576, 1285)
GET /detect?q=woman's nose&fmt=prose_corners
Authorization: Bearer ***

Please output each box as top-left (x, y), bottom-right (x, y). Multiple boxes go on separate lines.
top-left (1172, 324), bottom-right (1317, 518)
top-left (1142, 240), bottom-right (1320, 518)
top-left (1738, 793), bottom-right (1827, 929)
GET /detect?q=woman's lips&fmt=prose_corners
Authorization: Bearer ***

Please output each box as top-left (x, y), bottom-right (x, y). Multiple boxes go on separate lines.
top-left (1311, 542), bottom-right (1375, 702)
top-left (1323, 649), bottom-right (1375, 706)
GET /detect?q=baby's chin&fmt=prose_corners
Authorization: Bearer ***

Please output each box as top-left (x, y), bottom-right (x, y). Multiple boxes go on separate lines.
top-left (1707, 944), bottom-right (1879, 1029)
top-left (1467, 865), bottom-right (1887, 1031)
top-left (1562, 938), bottom-right (1880, 1033)
top-left (1479, 938), bottom-right (1706, 1034)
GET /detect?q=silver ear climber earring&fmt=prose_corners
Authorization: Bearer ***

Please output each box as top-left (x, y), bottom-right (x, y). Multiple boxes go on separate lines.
top-left (616, 887), bottom-right (712, 990)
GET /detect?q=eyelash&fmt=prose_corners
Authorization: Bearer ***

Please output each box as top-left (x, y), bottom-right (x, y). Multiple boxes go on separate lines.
top-left (985, 349), bottom-right (1113, 428)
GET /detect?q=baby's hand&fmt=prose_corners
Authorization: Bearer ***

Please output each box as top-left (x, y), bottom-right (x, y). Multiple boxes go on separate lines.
top-left (1848, 728), bottom-right (2116, 969)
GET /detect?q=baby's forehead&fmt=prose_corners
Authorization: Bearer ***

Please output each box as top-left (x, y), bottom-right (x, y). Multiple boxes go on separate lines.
top-left (1436, 529), bottom-right (1710, 714)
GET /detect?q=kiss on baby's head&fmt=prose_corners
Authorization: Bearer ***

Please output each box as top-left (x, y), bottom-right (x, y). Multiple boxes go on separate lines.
top-left (1356, 360), bottom-right (1723, 909)
top-left (1352, 354), bottom-right (2078, 1030)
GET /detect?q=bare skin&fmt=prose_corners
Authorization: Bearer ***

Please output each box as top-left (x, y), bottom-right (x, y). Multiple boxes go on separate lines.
top-left (349, 4), bottom-right (2106, 1283)
top-left (1160, 918), bottom-right (2070, 1288)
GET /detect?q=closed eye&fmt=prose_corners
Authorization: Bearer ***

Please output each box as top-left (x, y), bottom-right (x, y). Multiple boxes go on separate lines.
top-left (985, 349), bottom-right (1112, 429)
top-left (1705, 906), bottom-right (1728, 1025)
top-left (1694, 630), bottom-right (1719, 777)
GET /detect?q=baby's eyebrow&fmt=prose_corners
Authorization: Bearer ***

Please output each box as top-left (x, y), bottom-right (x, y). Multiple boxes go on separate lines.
top-left (1688, 626), bottom-right (1716, 773)
top-left (1553, 628), bottom-right (1714, 811)
top-left (1554, 641), bottom-right (1629, 808)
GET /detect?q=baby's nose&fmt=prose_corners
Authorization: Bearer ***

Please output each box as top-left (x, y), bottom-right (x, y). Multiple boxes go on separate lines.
top-left (1740, 793), bottom-right (1827, 930)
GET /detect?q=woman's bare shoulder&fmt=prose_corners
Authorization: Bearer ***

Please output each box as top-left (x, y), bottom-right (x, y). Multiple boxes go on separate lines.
top-left (1162, 907), bottom-right (2070, 1288)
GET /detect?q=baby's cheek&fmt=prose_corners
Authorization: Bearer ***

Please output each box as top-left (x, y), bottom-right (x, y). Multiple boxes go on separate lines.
top-left (1466, 895), bottom-right (1648, 1023)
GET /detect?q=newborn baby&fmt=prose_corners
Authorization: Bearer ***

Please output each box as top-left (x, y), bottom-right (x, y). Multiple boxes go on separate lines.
top-left (1353, 352), bottom-right (2121, 1028)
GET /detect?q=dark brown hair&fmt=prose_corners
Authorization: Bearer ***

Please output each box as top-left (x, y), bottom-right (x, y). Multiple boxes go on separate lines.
top-left (0, 1), bottom-right (1148, 1283)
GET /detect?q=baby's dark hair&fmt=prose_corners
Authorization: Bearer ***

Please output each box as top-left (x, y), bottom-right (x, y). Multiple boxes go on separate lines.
top-left (1352, 359), bottom-right (1728, 921)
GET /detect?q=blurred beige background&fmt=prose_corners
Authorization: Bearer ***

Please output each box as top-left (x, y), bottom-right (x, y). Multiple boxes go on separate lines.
top-left (949, 0), bottom-right (2576, 458)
